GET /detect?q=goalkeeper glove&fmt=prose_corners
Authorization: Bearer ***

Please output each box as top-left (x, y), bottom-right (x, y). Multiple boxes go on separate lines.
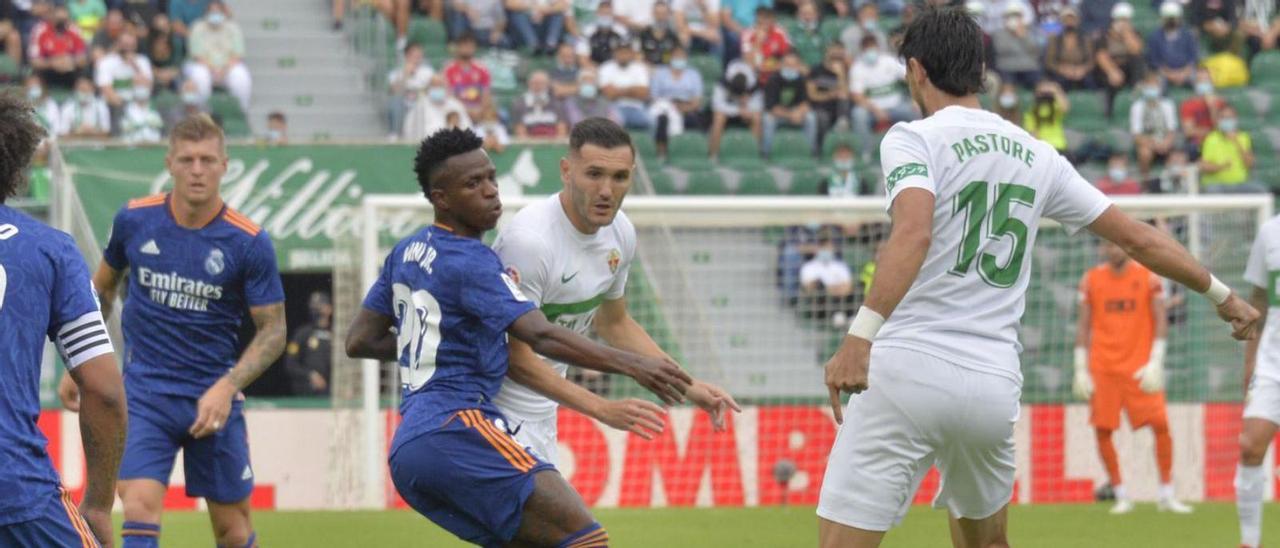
top-left (1134, 338), bottom-right (1167, 394)
top-left (1072, 346), bottom-right (1093, 401)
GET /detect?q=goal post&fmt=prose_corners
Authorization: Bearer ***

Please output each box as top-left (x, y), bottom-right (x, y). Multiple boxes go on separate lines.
top-left (333, 193), bottom-right (1272, 508)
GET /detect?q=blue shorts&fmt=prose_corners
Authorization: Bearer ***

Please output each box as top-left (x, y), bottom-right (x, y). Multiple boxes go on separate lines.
top-left (389, 407), bottom-right (555, 547)
top-left (0, 487), bottom-right (100, 547)
top-left (119, 387), bottom-right (253, 503)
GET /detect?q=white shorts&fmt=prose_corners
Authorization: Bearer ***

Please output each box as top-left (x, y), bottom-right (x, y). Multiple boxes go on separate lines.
top-left (817, 345), bottom-right (1021, 532)
top-left (1244, 376), bottom-right (1280, 426)
top-left (504, 411), bottom-right (560, 467)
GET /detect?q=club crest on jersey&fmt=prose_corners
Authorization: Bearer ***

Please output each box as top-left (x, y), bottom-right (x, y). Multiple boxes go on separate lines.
top-left (607, 249), bottom-right (621, 274)
top-left (205, 248), bottom-right (225, 276)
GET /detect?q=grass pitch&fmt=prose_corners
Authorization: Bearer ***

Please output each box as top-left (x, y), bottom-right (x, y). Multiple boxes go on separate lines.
top-left (122, 503), bottom-right (1278, 546)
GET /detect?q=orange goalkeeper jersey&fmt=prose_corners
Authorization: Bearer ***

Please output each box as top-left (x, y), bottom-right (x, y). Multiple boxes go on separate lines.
top-left (1080, 261), bottom-right (1162, 375)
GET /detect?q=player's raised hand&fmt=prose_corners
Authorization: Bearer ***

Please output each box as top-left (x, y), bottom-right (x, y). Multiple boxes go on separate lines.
top-left (598, 398), bottom-right (667, 440)
top-left (630, 355), bottom-right (693, 405)
top-left (1217, 292), bottom-right (1262, 341)
top-left (824, 336), bottom-right (872, 425)
top-left (57, 373), bottom-right (81, 412)
top-left (190, 377), bottom-right (238, 439)
top-left (685, 381), bottom-right (742, 431)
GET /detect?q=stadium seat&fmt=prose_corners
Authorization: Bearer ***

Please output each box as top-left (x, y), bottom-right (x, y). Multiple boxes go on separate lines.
top-left (772, 131), bottom-right (813, 162)
top-left (408, 17), bottom-right (448, 48)
top-left (787, 169), bottom-right (823, 195)
top-left (822, 133), bottom-right (859, 158)
top-left (670, 132), bottom-right (709, 162)
top-left (1252, 51), bottom-right (1280, 85)
top-left (690, 55), bottom-right (722, 89)
top-left (720, 130), bottom-right (762, 159)
top-left (732, 170), bottom-right (780, 195)
top-left (647, 168), bottom-right (680, 194)
top-left (819, 19), bottom-right (844, 42)
top-left (685, 168), bottom-right (727, 195)
top-left (0, 55), bottom-right (19, 81)
top-left (1065, 91), bottom-right (1108, 132)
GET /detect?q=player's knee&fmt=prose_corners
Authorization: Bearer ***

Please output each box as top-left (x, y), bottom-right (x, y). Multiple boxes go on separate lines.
top-left (120, 489), bottom-right (163, 522)
top-left (555, 522), bottom-right (607, 548)
top-left (213, 526), bottom-right (254, 548)
top-left (1241, 434), bottom-right (1269, 465)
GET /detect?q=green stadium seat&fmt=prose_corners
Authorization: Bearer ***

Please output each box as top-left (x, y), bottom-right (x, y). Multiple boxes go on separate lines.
top-left (685, 168), bottom-right (726, 195)
top-left (1251, 130), bottom-right (1274, 155)
top-left (720, 129), bottom-right (761, 160)
top-left (408, 16), bottom-right (448, 48)
top-left (1065, 91), bottom-right (1108, 132)
top-left (772, 130), bottom-right (813, 161)
top-left (690, 55), bottom-right (722, 88)
top-left (787, 169), bottom-right (823, 195)
top-left (630, 132), bottom-right (657, 159)
top-left (819, 19), bottom-right (844, 42)
top-left (1254, 51), bottom-right (1280, 84)
top-left (0, 55), bottom-right (20, 80)
top-left (647, 168), bottom-right (680, 194)
top-left (823, 132), bottom-right (859, 158)
top-left (669, 132), bottom-right (709, 162)
top-left (733, 170), bottom-right (780, 194)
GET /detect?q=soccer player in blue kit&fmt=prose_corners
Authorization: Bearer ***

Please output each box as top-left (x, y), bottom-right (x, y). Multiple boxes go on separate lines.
top-left (58, 114), bottom-right (287, 548)
top-left (0, 91), bottom-right (128, 547)
top-left (345, 128), bottom-right (696, 547)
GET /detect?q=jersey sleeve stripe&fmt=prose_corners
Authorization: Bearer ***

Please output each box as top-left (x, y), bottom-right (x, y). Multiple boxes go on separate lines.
top-left (56, 311), bottom-right (104, 338)
top-left (223, 209), bottom-right (262, 235)
top-left (126, 194), bottom-right (166, 209)
top-left (55, 311), bottom-right (114, 369)
top-left (59, 319), bottom-right (102, 340)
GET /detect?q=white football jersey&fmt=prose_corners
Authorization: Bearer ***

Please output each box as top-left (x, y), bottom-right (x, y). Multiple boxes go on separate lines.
top-left (490, 194), bottom-right (637, 419)
top-left (874, 106), bottom-right (1112, 382)
top-left (1245, 216), bottom-right (1280, 383)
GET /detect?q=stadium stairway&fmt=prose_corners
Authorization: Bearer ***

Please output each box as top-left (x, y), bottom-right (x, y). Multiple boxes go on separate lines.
top-left (635, 228), bottom-right (829, 399)
top-left (227, 0), bottom-right (384, 140)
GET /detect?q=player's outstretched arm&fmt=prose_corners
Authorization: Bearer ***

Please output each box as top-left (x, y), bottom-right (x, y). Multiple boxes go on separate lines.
top-left (594, 298), bottom-right (741, 429)
top-left (1086, 206), bottom-right (1260, 340)
top-left (1245, 286), bottom-right (1269, 395)
top-left (344, 307), bottom-right (398, 362)
top-left (70, 352), bottom-right (127, 547)
top-left (825, 188), bottom-right (935, 424)
top-left (507, 338), bottom-right (666, 439)
top-left (92, 262), bottom-right (124, 320)
top-left (190, 302), bottom-right (286, 439)
top-left (508, 309), bottom-right (693, 405)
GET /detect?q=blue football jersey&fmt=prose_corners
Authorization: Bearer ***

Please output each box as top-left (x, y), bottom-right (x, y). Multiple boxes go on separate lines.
top-left (103, 194), bottom-right (285, 398)
top-left (362, 225), bottom-right (535, 450)
top-left (0, 205), bottom-right (113, 526)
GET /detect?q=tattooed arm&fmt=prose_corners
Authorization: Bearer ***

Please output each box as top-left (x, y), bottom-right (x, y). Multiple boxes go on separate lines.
top-left (189, 302), bottom-right (287, 438)
top-left (71, 352), bottom-right (127, 545)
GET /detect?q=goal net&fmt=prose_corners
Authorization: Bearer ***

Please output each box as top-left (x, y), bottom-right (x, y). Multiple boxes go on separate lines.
top-left (332, 193), bottom-right (1271, 509)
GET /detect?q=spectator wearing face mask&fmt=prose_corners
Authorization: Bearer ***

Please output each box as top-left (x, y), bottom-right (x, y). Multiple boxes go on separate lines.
top-left (1129, 72), bottom-right (1179, 180)
top-left (990, 2), bottom-right (1041, 90)
top-left (1023, 79), bottom-right (1070, 156)
top-left (164, 79), bottom-right (215, 134)
top-left (575, 2), bottom-right (629, 66)
top-left (639, 1), bottom-right (681, 66)
top-left (1146, 1), bottom-right (1199, 88)
top-left (817, 143), bottom-right (864, 197)
top-left (1199, 105), bottom-right (1263, 193)
top-left (387, 42), bottom-right (434, 139)
top-left (708, 59), bottom-right (764, 162)
top-left (265, 111), bottom-right (288, 145)
top-left (24, 74), bottom-right (63, 138)
top-left (1095, 153), bottom-right (1143, 195)
top-left (598, 39), bottom-right (652, 129)
top-left (185, 1), bottom-right (251, 112)
top-left (121, 80), bottom-right (163, 144)
top-left (30, 6), bottom-right (90, 90)
top-left (993, 81), bottom-right (1022, 125)
top-left (787, 1), bottom-right (824, 67)
top-left (650, 46), bottom-right (705, 161)
top-left (840, 3), bottom-right (888, 60)
top-left (561, 69), bottom-right (622, 126)
top-left (403, 74), bottom-right (473, 141)
top-left (1044, 7), bottom-right (1095, 91)
top-left (511, 70), bottom-right (568, 138)
top-left (473, 103), bottom-right (511, 152)
top-left (1096, 2), bottom-right (1145, 118)
top-left (1157, 149), bottom-right (1193, 193)
top-left (1180, 67), bottom-right (1227, 155)
top-left (849, 35), bottom-right (914, 160)
top-left (59, 76), bottom-right (111, 138)
top-left (807, 42), bottom-right (849, 144)
top-left (762, 52), bottom-right (818, 159)
top-left (95, 33), bottom-right (152, 117)
top-left (799, 235), bottom-right (855, 328)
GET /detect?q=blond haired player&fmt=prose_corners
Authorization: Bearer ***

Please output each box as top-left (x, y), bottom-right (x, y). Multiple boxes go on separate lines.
top-left (817, 7), bottom-right (1258, 548)
top-left (1074, 239), bottom-right (1191, 514)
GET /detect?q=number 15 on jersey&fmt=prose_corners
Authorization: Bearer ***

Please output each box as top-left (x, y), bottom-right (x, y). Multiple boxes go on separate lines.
top-left (948, 181), bottom-right (1037, 289)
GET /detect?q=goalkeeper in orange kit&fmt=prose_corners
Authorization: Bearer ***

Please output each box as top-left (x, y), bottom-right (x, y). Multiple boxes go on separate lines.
top-left (1074, 240), bottom-right (1192, 515)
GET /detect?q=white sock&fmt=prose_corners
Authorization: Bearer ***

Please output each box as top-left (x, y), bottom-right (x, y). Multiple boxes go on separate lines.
top-left (1159, 483), bottom-right (1175, 500)
top-left (1114, 484), bottom-right (1128, 501)
top-left (1237, 464), bottom-right (1266, 547)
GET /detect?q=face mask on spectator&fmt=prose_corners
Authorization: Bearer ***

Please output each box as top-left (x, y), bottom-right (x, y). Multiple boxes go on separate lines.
top-left (597, 15), bottom-right (613, 27)
top-left (671, 58), bottom-right (688, 71)
top-left (861, 49), bottom-right (879, 64)
top-left (862, 17), bottom-right (877, 29)
top-left (579, 83), bottom-right (598, 98)
top-left (428, 87), bottom-right (448, 103)
top-left (1108, 167), bottom-right (1127, 181)
top-left (780, 67), bottom-right (800, 81)
top-left (1195, 80), bottom-right (1213, 95)
top-left (134, 86), bottom-right (151, 102)
top-left (77, 91), bottom-right (94, 103)
top-left (801, 20), bottom-right (817, 31)
top-left (1141, 86), bottom-right (1159, 99)
top-left (998, 93), bottom-right (1017, 109)
top-left (118, 88), bottom-right (135, 102)
top-left (207, 12), bottom-right (226, 26)
top-left (267, 129), bottom-right (283, 142)
top-left (182, 91), bottom-right (202, 105)
top-left (1219, 118), bottom-right (1238, 132)
top-left (834, 158), bottom-right (854, 171)
top-left (533, 90), bottom-right (550, 103)
top-left (815, 249), bottom-right (835, 262)
top-left (27, 86), bottom-right (41, 101)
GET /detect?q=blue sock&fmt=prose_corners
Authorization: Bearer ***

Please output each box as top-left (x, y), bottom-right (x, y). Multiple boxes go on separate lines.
top-left (556, 522), bottom-right (608, 548)
top-left (121, 521), bottom-right (160, 548)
